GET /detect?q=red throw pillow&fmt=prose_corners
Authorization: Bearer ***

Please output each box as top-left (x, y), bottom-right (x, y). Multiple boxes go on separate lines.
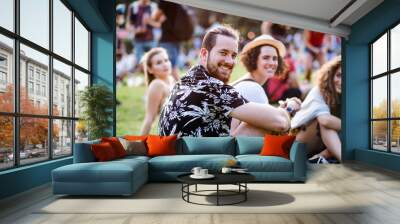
top-left (101, 137), bottom-right (126, 158)
top-left (260, 134), bottom-right (296, 159)
top-left (146, 135), bottom-right (177, 157)
top-left (124, 135), bottom-right (148, 141)
top-left (91, 142), bottom-right (117, 161)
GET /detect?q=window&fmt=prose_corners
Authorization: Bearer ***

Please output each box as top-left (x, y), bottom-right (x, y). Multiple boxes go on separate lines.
top-left (371, 23), bottom-right (400, 154)
top-left (53, 0), bottom-right (72, 60)
top-left (53, 119), bottom-right (72, 158)
top-left (0, 35), bottom-right (13, 113)
top-left (0, 55), bottom-right (7, 67)
top-left (0, 0), bottom-right (14, 32)
top-left (0, 116), bottom-right (13, 170)
top-left (35, 70), bottom-right (41, 81)
top-left (42, 85), bottom-right (46, 97)
top-left (0, 0), bottom-right (91, 170)
top-left (28, 67), bottom-right (34, 80)
top-left (53, 59), bottom-right (72, 117)
top-left (20, 0), bottom-right (49, 49)
top-left (75, 17), bottom-right (89, 70)
top-left (36, 83), bottom-right (40, 95)
top-left (0, 54), bottom-right (7, 87)
top-left (0, 71), bottom-right (6, 85)
top-left (28, 81), bottom-right (34, 94)
top-left (74, 69), bottom-right (89, 118)
top-left (0, 71), bottom-right (7, 92)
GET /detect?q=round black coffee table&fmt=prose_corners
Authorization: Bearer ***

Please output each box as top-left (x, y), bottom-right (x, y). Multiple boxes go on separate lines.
top-left (177, 173), bottom-right (255, 206)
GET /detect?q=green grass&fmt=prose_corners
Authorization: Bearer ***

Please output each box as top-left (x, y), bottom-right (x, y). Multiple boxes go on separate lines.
top-left (117, 83), bottom-right (147, 136)
top-left (116, 62), bottom-right (247, 136)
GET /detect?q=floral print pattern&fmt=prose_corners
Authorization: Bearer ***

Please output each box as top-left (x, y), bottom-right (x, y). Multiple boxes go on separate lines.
top-left (158, 65), bottom-right (248, 137)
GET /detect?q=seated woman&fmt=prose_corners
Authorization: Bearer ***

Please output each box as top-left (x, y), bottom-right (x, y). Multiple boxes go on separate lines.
top-left (230, 34), bottom-right (301, 136)
top-left (140, 48), bottom-right (174, 135)
top-left (291, 56), bottom-right (342, 163)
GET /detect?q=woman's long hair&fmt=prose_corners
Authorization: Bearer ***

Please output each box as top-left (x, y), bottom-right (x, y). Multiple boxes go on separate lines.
top-left (141, 47), bottom-right (167, 86)
top-left (317, 55), bottom-right (341, 116)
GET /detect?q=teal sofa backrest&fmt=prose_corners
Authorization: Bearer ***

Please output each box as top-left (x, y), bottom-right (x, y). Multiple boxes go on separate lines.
top-left (235, 137), bottom-right (264, 155)
top-left (73, 139), bottom-right (101, 163)
top-left (177, 137), bottom-right (236, 155)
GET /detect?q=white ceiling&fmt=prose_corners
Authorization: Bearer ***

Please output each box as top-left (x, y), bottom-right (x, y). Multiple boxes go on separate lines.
top-left (168, 0), bottom-right (384, 37)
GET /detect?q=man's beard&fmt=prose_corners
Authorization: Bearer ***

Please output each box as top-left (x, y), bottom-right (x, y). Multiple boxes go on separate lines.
top-left (206, 56), bottom-right (233, 84)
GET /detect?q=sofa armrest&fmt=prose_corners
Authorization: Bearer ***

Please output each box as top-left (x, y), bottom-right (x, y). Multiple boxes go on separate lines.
top-left (73, 141), bottom-right (99, 163)
top-left (289, 141), bottom-right (307, 182)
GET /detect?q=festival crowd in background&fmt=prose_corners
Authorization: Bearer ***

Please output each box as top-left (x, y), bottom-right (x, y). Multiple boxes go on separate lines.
top-left (116, 0), bottom-right (341, 100)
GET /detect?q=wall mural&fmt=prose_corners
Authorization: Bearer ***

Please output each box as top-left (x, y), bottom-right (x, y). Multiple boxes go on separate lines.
top-left (115, 0), bottom-right (342, 163)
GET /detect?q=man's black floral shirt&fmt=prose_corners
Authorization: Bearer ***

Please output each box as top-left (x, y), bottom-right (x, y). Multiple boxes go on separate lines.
top-left (158, 65), bottom-right (248, 137)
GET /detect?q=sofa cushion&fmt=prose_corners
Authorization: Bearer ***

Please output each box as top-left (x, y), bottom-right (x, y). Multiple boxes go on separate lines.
top-left (52, 159), bottom-right (147, 183)
top-left (147, 135), bottom-right (177, 157)
top-left (177, 137), bottom-right (235, 155)
top-left (260, 135), bottom-right (296, 159)
top-left (148, 154), bottom-right (235, 172)
top-left (235, 137), bottom-right (263, 155)
top-left (101, 137), bottom-right (127, 158)
top-left (124, 135), bottom-right (148, 141)
top-left (236, 155), bottom-right (293, 172)
top-left (91, 142), bottom-right (118, 161)
top-left (119, 138), bottom-right (147, 156)
top-left (115, 155), bottom-right (150, 163)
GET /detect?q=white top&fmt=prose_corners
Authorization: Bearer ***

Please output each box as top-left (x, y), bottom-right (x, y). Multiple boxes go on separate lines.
top-left (291, 87), bottom-right (330, 129)
top-left (233, 80), bottom-right (269, 104)
top-left (116, 54), bottom-right (136, 78)
top-left (129, 1), bottom-right (157, 15)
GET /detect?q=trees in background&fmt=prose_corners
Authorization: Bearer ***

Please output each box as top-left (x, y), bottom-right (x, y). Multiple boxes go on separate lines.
top-left (0, 85), bottom-right (59, 151)
top-left (372, 99), bottom-right (400, 145)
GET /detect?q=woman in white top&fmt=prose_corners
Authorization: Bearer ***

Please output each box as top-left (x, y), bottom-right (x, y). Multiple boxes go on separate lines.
top-left (291, 56), bottom-right (342, 163)
top-left (140, 47), bottom-right (174, 135)
top-left (230, 35), bottom-right (301, 136)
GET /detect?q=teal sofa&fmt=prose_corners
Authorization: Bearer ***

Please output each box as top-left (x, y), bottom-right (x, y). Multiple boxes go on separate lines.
top-left (52, 137), bottom-right (307, 196)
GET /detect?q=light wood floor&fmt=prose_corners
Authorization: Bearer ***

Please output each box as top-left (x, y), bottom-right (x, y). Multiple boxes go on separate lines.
top-left (1, 162), bottom-right (400, 224)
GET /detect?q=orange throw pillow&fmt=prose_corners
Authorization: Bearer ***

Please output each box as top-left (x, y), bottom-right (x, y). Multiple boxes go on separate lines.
top-left (146, 135), bottom-right (177, 157)
top-left (91, 142), bottom-right (117, 161)
top-left (124, 135), bottom-right (148, 141)
top-left (101, 137), bottom-right (126, 158)
top-left (260, 134), bottom-right (296, 159)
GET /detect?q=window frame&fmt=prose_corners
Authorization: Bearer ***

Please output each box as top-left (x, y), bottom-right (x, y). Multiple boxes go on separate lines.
top-left (370, 21), bottom-right (400, 154)
top-left (0, 0), bottom-right (92, 171)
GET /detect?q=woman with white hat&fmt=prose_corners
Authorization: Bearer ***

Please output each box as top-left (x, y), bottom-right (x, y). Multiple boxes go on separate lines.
top-left (230, 34), bottom-right (300, 136)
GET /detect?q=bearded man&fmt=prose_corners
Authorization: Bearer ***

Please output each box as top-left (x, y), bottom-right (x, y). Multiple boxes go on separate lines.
top-left (158, 25), bottom-right (300, 137)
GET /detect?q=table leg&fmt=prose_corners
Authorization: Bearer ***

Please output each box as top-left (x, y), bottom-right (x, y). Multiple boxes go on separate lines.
top-left (181, 184), bottom-right (183, 199)
top-left (245, 183), bottom-right (247, 201)
top-left (217, 184), bottom-right (219, 206)
top-left (195, 184), bottom-right (197, 192)
top-left (187, 184), bottom-right (190, 202)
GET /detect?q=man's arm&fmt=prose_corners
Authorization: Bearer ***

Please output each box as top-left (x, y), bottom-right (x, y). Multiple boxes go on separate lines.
top-left (230, 102), bottom-right (291, 133)
top-left (317, 114), bottom-right (341, 131)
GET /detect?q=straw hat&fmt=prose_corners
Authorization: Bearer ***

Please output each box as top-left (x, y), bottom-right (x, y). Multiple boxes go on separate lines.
top-left (241, 34), bottom-right (286, 57)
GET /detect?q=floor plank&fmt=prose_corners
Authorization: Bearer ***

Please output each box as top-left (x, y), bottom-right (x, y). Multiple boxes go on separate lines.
top-left (1, 162), bottom-right (400, 224)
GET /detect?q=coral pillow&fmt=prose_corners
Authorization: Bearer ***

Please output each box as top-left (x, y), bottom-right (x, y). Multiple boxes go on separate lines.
top-left (124, 135), bottom-right (148, 141)
top-left (101, 137), bottom-right (126, 158)
top-left (146, 135), bottom-right (177, 157)
top-left (91, 142), bottom-right (117, 161)
top-left (260, 134), bottom-right (296, 159)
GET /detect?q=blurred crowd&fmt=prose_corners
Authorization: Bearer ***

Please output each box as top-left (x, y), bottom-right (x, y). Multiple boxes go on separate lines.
top-left (116, 0), bottom-right (341, 103)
